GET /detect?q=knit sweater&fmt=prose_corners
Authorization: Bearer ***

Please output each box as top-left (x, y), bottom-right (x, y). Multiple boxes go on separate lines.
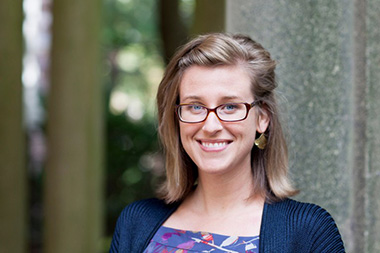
top-left (109, 198), bottom-right (345, 252)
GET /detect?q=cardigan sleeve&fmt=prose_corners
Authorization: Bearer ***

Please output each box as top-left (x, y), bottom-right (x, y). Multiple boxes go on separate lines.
top-left (284, 200), bottom-right (346, 252)
top-left (109, 198), bottom-right (179, 253)
top-left (109, 208), bottom-right (123, 253)
top-left (302, 204), bottom-right (345, 252)
top-left (109, 203), bottom-right (134, 253)
top-left (260, 198), bottom-right (345, 252)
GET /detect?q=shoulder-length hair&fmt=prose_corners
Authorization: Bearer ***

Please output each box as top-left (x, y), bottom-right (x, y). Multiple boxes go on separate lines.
top-left (156, 33), bottom-right (298, 203)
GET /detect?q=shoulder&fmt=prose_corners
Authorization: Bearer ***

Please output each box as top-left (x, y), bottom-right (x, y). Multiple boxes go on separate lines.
top-left (109, 198), bottom-right (179, 253)
top-left (116, 197), bottom-right (179, 234)
top-left (118, 198), bottom-right (177, 221)
top-left (261, 198), bottom-right (345, 252)
top-left (266, 198), bottom-right (334, 222)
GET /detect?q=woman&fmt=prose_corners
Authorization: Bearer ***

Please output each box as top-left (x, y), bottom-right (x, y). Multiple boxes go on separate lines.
top-left (110, 33), bottom-right (345, 252)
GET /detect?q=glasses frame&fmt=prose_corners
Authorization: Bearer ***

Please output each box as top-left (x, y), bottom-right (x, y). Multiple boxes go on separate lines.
top-left (176, 101), bottom-right (259, 123)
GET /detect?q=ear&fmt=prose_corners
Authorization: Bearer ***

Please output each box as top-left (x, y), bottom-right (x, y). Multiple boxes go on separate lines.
top-left (256, 110), bottom-right (270, 133)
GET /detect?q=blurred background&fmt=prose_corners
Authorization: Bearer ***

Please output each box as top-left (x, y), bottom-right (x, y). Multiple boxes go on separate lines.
top-left (1, 0), bottom-right (379, 252)
top-left (1, 0), bottom-right (225, 252)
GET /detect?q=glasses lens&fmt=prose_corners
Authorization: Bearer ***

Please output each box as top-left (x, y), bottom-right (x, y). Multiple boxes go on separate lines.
top-left (178, 104), bottom-right (207, 122)
top-left (178, 103), bottom-right (250, 123)
top-left (217, 103), bottom-right (247, 121)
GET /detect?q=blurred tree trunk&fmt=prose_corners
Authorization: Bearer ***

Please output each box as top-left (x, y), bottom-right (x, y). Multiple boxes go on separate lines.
top-left (191, 0), bottom-right (226, 35)
top-left (0, 0), bottom-right (26, 253)
top-left (159, 0), bottom-right (188, 63)
top-left (159, 0), bottom-right (225, 63)
top-left (44, 0), bottom-right (104, 252)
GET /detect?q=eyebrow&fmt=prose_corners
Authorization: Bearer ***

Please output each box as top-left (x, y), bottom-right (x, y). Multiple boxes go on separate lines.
top-left (181, 95), bottom-right (202, 101)
top-left (181, 95), bottom-right (241, 101)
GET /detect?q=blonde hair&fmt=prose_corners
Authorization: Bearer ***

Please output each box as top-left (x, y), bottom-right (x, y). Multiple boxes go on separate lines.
top-left (156, 33), bottom-right (298, 203)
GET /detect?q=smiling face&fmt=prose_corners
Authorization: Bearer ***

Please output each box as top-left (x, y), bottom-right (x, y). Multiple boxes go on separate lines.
top-left (178, 65), bottom-right (269, 176)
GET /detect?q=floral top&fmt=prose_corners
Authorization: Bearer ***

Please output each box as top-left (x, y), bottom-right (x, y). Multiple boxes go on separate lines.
top-left (144, 226), bottom-right (259, 253)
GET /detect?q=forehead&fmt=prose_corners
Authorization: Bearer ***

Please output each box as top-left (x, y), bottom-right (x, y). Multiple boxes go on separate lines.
top-left (179, 65), bottom-right (253, 102)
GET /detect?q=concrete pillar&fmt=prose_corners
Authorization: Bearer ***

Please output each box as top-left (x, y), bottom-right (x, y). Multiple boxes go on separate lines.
top-left (366, 0), bottom-right (380, 251)
top-left (227, 1), bottom-right (380, 252)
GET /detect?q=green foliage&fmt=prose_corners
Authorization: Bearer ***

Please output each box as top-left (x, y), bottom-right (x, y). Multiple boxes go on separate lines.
top-left (103, 0), bottom-right (164, 117)
top-left (103, 0), bottom-right (161, 49)
top-left (102, 0), bottom-right (165, 235)
top-left (106, 113), bottom-right (163, 234)
top-left (102, 0), bottom-right (195, 239)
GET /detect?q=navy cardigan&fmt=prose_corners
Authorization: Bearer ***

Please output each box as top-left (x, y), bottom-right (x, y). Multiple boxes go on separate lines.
top-left (110, 198), bottom-right (345, 252)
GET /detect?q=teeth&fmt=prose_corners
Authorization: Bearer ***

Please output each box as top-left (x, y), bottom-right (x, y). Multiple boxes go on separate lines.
top-left (202, 142), bottom-right (227, 148)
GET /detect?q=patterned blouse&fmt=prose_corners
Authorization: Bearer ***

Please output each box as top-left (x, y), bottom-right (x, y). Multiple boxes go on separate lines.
top-left (144, 226), bottom-right (259, 253)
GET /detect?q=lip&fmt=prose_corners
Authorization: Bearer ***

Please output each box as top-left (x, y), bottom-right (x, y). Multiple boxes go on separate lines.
top-left (197, 139), bottom-right (232, 152)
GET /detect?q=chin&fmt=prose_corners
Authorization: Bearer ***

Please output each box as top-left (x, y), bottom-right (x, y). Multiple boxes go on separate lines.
top-left (196, 163), bottom-right (230, 175)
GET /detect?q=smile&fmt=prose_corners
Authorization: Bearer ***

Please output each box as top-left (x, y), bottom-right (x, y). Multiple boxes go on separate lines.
top-left (198, 140), bottom-right (231, 151)
top-left (201, 142), bottom-right (228, 148)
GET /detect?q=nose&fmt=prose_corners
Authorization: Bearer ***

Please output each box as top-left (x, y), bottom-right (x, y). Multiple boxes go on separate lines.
top-left (201, 111), bottom-right (223, 133)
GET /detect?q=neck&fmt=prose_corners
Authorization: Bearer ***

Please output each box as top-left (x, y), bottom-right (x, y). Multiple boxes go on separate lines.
top-left (190, 166), bottom-right (264, 216)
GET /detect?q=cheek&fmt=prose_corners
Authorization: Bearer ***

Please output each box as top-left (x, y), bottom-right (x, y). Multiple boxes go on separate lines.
top-left (251, 112), bottom-right (262, 133)
top-left (225, 122), bottom-right (257, 144)
top-left (179, 123), bottom-right (186, 139)
top-left (243, 115), bottom-right (258, 134)
top-left (240, 120), bottom-right (259, 146)
top-left (179, 123), bottom-right (195, 147)
top-left (179, 124), bottom-right (185, 145)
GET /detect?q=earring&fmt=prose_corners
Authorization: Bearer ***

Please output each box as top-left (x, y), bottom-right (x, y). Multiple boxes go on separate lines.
top-left (254, 133), bottom-right (267, 149)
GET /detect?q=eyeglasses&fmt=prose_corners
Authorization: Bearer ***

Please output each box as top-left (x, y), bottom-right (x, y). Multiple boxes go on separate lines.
top-left (176, 101), bottom-right (259, 123)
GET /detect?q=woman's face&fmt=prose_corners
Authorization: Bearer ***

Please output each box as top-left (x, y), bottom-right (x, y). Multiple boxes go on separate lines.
top-left (178, 65), bottom-right (269, 176)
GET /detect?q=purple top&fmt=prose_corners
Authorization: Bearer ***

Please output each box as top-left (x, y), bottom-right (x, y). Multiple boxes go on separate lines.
top-left (144, 226), bottom-right (259, 253)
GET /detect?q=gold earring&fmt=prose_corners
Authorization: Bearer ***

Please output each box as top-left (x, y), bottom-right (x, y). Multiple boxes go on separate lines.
top-left (254, 133), bottom-right (267, 149)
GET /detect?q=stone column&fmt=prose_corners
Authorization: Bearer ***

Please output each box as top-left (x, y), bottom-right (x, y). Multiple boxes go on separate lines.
top-left (366, 0), bottom-right (380, 251)
top-left (227, 1), bottom-right (380, 252)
